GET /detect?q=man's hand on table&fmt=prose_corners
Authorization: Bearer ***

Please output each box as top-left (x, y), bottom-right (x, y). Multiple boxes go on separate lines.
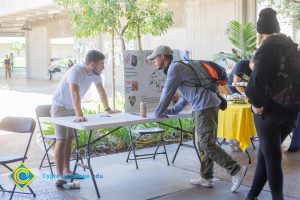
top-left (156, 113), bottom-right (169, 118)
top-left (163, 109), bottom-right (179, 116)
top-left (74, 115), bottom-right (87, 123)
top-left (164, 109), bottom-right (172, 115)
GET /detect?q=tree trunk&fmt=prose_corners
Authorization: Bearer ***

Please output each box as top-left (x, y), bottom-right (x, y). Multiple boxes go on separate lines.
top-left (119, 21), bottom-right (128, 51)
top-left (137, 28), bottom-right (142, 50)
top-left (120, 37), bottom-right (126, 51)
top-left (112, 33), bottom-right (116, 109)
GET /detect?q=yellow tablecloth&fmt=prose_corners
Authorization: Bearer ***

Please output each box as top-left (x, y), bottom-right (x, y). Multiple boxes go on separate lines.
top-left (217, 103), bottom-right (256, 151)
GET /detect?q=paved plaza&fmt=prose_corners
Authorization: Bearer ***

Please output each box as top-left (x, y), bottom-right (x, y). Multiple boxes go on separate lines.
top-left (0, 74), bottom-right (300, 200)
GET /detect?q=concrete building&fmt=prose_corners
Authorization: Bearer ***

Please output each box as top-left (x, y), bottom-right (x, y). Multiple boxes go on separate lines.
top-left (0, 0), bottom-right (257, 93)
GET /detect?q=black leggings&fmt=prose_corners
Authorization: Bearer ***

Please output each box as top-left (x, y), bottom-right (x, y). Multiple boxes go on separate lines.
top-left (247, 112), bottom-right (296, 200)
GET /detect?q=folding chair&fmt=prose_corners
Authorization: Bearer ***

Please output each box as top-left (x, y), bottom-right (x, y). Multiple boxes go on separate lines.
top-left (36, 104), bottom-right (85, 175)
top-left (35, 104), bottom-right (56, 175)
top-left (126, 127), bottom-right (169, 169)
top-left (0, 116), bottom-right (36, 200)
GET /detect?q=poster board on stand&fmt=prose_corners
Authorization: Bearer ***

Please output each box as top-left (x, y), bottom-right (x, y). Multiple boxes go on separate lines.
top-left (124, 49), bottom-right (189, 113)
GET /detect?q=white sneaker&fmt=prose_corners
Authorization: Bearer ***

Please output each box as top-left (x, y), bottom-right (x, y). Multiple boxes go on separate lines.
top-left (62, 181), bottom-right (81, 189)
top-left (190, 177), bottom-right (213, 188)
top-left (228, 139), bottom-right (241, 152)
top-left (231, 165), bottom-right (248, 192)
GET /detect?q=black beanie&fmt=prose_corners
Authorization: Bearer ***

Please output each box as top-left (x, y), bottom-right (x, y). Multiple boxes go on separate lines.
top-left (257, 8), bottom-right (280, 34)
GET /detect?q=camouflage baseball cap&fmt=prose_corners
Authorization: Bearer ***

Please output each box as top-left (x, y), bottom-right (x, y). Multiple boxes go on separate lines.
top-left (146, 45), bottom-right (173, 60)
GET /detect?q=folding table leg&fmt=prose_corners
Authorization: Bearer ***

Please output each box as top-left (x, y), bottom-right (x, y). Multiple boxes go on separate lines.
top-left (245, 149), bottom-right (251, 164)
top-left (9, 185), bottom-right (16, 200)
top-left (171, 127), bottom-right (183, 163)
top-left (171, 119), bottom-right (200, 163)
top-left (71, 129), bottom-right (100, 198)
top-left (126, 144), bottom-right (133, 162)
top-left (87, 130), bottom-right (100, 198)
top-left (172, 119), bottom-right (187, 163)
top-left (71, 129), bottom-right (80, 182)
top-left (250, 136), bottom-right (256, 149)
top-left (161, 133), bottom-right (170, 165)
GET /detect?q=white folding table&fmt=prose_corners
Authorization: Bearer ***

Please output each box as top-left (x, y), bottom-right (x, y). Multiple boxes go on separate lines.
top-left (52, 111), bottom-right (197, 198)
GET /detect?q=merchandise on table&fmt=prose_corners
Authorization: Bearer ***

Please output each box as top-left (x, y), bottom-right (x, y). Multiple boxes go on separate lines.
top-left (232, 82), bottom-right (248, 87)
top-left (226, 94), bottom-right (247, 104)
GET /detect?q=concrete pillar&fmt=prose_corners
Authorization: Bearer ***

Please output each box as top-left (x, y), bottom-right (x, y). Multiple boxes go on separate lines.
top-left (237, 0), bottom-right (256, 24)
top-left (248, 0), bottom-right (257, 24)
top-left (26, 22), bottom-right (51, 79)
top-left (25, 31), bottom-right (30, 78)
top-left (25, 18), bottom-right (74, 80)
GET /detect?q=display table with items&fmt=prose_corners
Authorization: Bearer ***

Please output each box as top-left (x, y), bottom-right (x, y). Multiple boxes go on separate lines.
top-left (52, 104), bottom-right (257, 197)
top-left (52, 111), bottom-right (196, 198)
top-left (225, 94), bottom-right (248, 104)
top-left (217, 103), bottom-right (256, 152)
top-left (231, 81), bottom-right (248, 87)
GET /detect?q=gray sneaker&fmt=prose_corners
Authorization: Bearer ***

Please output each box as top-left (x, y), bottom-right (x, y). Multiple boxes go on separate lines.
top-left (231, 165), bottom-right (248, 192)
top-left (190, 177), bottom-right (213, 188)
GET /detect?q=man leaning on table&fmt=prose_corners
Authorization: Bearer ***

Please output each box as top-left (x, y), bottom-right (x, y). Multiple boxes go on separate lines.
top-left (51, 50), bottom-right (120, 189)
top-left (147, 45), bottom-right (248, 192)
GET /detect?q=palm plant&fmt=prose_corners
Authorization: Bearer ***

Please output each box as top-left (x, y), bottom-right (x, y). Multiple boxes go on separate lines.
top-left (214, 20), bottom-right (257, 62)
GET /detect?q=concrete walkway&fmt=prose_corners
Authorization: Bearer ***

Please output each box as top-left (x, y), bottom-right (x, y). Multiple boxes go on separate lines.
top-left (0, 73), bottom-right (56, 119)
top-left (0, 74), bottom-right (300, 200)
top-left (56, 142), bottom-right (300, 200)
top-left (1, 142), bottom-right (300, 200)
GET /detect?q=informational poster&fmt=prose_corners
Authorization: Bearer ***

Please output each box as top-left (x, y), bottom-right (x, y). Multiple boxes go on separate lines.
top-left (124, 49), bottom-right (189, 113)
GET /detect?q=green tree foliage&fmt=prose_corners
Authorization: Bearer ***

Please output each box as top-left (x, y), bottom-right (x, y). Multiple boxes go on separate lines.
top-left (214, 20), bottom-right (257, 62)
top-left (123, 0), bottom-right (173, 49)
top-left (54, 0), bottom-right (173, 50)
top-left (259, 0), bottom-right (300, 28)
top-left (54, 0), bottom-right (173, 109)
top-left (9, 42), bottom-right (24, 56)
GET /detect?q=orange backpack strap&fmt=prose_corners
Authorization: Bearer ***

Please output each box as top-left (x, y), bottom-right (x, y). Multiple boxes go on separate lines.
top-left (201, 62), bottom-right (218, 80)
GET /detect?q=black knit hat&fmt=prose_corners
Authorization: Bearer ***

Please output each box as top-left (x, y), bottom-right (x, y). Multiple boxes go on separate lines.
top-left (257, 8), bottom-right (280, 34)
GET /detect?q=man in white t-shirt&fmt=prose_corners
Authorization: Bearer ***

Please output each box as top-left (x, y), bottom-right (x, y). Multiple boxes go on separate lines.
top-left (51, 50), bottom-right (120, 188)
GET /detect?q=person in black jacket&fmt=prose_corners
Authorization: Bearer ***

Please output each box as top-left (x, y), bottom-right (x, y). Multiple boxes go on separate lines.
top-left (287, 114), bottom-right (300, 152)
top-left (245, 8), bottom-right (298, 200)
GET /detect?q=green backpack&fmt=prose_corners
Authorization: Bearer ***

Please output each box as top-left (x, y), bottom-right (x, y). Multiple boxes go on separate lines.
top-left (177, 60), bottom-right (228, 110)
top-left (177, 60), bottom-right (228, 93)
